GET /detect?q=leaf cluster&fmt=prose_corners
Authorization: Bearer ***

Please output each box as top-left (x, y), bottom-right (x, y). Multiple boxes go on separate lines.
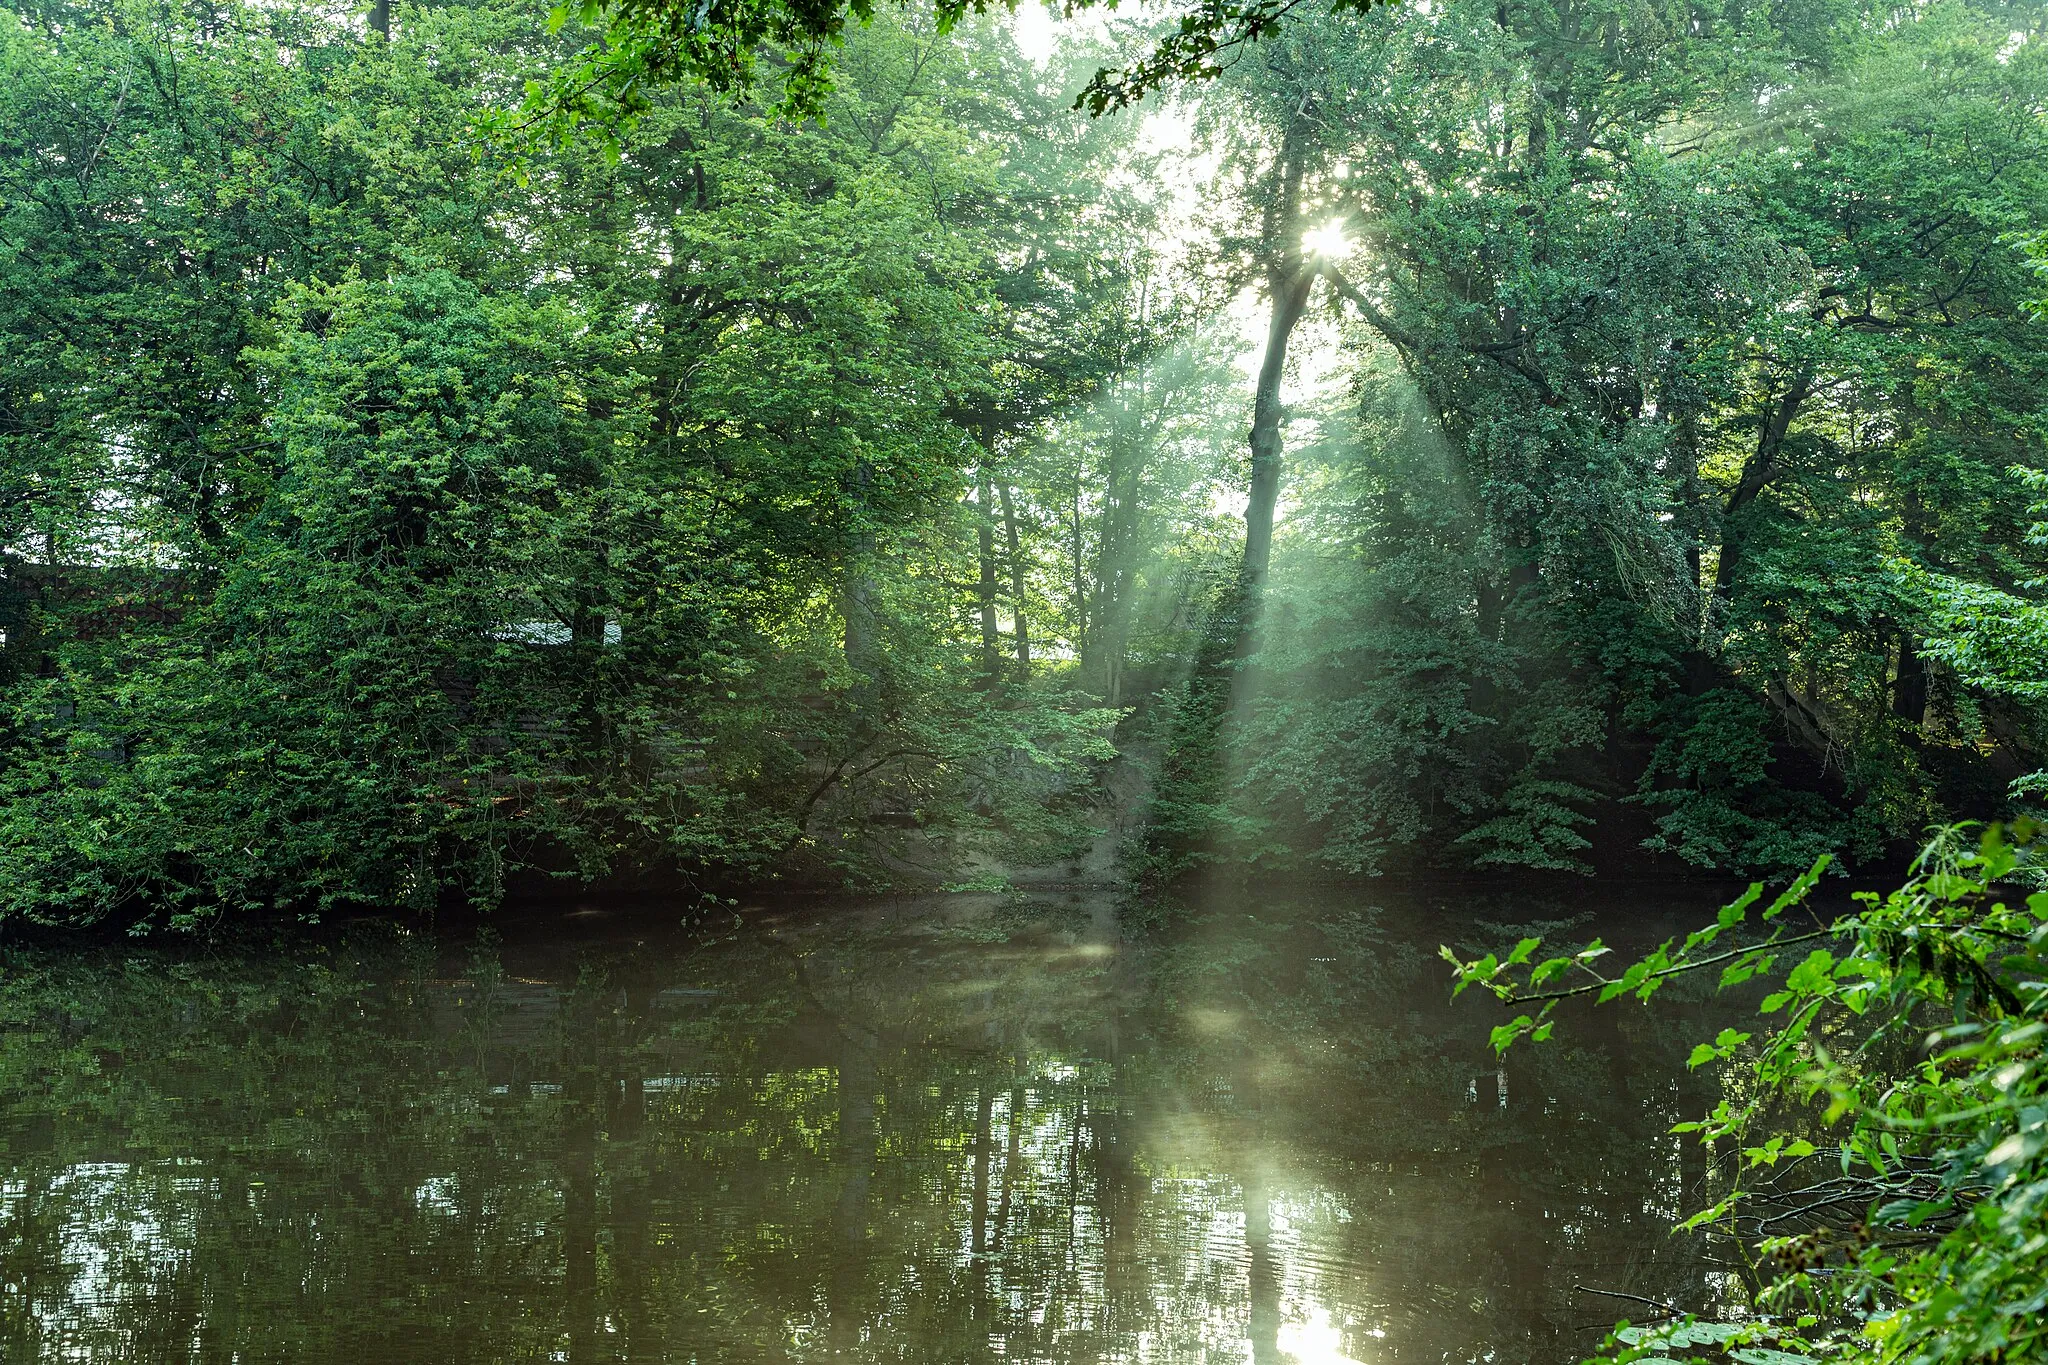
top-left (1448, 823), bottom-right (2048, 1363)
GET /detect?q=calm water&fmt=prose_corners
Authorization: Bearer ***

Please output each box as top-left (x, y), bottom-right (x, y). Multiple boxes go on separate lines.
top-left (0, 887), bottom-right (1748, 1363)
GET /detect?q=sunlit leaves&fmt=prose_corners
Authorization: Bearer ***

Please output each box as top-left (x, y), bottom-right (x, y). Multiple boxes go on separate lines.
top-left (1483, 824), bottom-right (2048, 1365)
top-left (0, 0), bottom-right (1144, 918)
top-left (1687, 1028), bottom-right (1751, 1071)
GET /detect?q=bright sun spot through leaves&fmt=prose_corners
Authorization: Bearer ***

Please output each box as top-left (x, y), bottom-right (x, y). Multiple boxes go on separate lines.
top-left (1301, 218), bottom-right (1348, 258)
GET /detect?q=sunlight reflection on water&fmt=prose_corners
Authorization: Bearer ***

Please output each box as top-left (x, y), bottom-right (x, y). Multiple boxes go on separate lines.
top-left (0, 887), bottom-right (1743, 1362)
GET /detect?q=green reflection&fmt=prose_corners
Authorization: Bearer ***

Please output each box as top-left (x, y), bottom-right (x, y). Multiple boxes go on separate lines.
top-left (1, 892), bottom-right (1738, 1363)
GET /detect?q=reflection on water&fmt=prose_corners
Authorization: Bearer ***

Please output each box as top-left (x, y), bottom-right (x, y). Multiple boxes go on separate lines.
top-left (0, 889), bottom-right (1743, 1362)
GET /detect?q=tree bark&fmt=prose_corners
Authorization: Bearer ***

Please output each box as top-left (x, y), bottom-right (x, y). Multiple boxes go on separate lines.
top-left (1894, 630), bottom-right (1927, 726)
top-left (1241, 268), bottom-right (1316, 600)
top-left (1239, 119), bottom-right (1316, 626)
top-left (975, 467), bottom-right (1003, 686)
top-left (997, 479), bottom-right (1031, 682)
top-left (1714, 369), bottom-right (1814, 605)
top-left (1071, 471), bottom-right (1089, 664)
top-left (843, 460), bottom-right (879, 690)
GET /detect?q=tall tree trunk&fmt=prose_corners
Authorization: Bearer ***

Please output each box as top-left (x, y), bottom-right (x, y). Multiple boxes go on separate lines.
top-left (843, 460), bottom-right (879, 691)
top-left (1071, 471), bottom-right (1089, 665)
top-left (1241, 275), bottom-right (1315, 601)
top-left (368, 0), bottom-right (389, 37)
top-left (997, 479), bottom-right (1031, 682)
top-left (1714, 369), bottom-right (1814, 608)
top-left (1095, 447), bottom-right (1141, 704)
top-left (1238, 125), bottom-right (1316, 649)
top-left (1894, 631), bottom-right (1927, 726)
top-left (843, 570), bottom-right (878, 673)
top-left (975, 467), bottom-right (1003, 686)
top-left (1669, 406), bottom-right (1706, 617)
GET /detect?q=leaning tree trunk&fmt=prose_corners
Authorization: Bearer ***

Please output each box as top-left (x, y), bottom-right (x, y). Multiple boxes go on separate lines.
top-left (1234, 127), bottom-right (1316, 667)
top-left (1241, 270), bottom-right (1316, 599)
top-left (1713, 369), bottom-right (1813, 615)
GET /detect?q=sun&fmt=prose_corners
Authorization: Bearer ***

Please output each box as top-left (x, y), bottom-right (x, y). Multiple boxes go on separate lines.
top-left (1301, 218), bottom-right (1349, 258)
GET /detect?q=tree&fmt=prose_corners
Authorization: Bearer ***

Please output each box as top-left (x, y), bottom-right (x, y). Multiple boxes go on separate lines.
top-left (1145, 0), bottom-right (2048, 879)
top-left (511, 0), bottom-right (1396, 138)
top-left (0, 0), bottom-right (1128, 923)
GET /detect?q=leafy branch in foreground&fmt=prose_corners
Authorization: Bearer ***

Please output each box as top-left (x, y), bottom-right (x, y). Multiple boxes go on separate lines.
top-left (1444, 824), bottom-right (2048, 1364)
top-left (499, 0), bottom-right (1398, 145)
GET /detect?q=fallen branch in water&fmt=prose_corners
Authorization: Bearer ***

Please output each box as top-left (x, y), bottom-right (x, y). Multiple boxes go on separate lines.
top-left (1574, 1284), bottom-right (1683, 1319)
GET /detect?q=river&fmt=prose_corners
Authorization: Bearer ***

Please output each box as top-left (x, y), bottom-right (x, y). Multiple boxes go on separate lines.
top-left (0, 884), bottom-right (1748, 1362)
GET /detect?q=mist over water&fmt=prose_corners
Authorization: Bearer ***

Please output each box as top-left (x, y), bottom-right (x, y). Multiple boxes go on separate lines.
top-left (1, 890), bottom-right (1743, 1362)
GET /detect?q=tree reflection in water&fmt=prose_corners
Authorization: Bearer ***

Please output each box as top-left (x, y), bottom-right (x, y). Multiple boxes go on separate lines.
top-left (0, 889), bottom-right (1741, 1362)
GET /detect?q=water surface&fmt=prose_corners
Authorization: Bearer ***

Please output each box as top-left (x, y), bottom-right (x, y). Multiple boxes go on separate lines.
top-left (0, 887), bottom-right (1745, 1362)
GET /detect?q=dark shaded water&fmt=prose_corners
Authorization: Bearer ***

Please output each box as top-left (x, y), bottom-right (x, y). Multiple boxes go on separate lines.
top-left (0, 887), bottom-right (1747, 1363)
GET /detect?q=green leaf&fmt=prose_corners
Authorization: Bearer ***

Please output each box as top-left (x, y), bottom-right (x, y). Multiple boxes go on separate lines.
top-left (1722, 884), bottom-right (1764, 927)
top-left (1764, 855), bottom-right (1832, 919)
top-left (1784, 949), bottom-right (1837, 995)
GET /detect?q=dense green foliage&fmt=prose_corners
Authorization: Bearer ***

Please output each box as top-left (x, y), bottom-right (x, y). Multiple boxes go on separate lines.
top-left (0, 0), bottom-right (1144, 922)
top-left (6, 0), bottom-right (2047, 1355)
top-left (1452, 824), bottom-right (2048, 1364)
top-left (2, 0), bottom-right (2045, 926)
top-left (516, 0), bottom-right (1392, 132)
top-left (1140, 0), bottom-right (2048, 881)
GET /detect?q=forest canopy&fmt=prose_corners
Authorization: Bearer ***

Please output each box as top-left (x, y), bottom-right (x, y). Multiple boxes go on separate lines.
top-left (0, 0), bottom-right (2045, 926)
top-left (513, 0), bottom-right (1394, 133)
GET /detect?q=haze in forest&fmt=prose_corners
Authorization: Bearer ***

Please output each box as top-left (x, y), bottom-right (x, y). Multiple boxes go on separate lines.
top-left (3, 0), bottom-right (2046, 923)
top-left (3, 0), bottom-right (2048, 1360)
